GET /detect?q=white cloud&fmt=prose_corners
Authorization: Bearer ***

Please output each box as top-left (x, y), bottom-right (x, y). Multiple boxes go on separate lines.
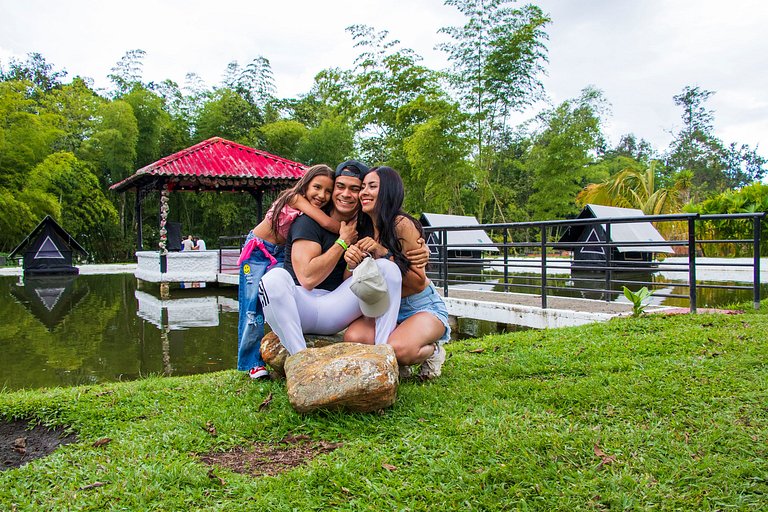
top-left (1, 0), bottom-right (766, 153)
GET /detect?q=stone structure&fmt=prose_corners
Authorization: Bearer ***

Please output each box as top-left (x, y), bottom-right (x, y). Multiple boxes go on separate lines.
top-left (283, 343), bottom-right (399, 413)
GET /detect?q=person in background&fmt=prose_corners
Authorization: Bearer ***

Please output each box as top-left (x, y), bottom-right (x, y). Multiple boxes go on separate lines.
top-left (237, 164), bottom-right (340, 380)
top-left (343, 166), bottom-right (449, 380)
top-left (192, 237), bottom-right (206, 250)
top-left (181, 235), bottom-right (195, 251)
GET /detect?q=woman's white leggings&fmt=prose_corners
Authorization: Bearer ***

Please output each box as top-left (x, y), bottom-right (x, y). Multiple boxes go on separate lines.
top-left (259, 259), bottom-right (402, 355)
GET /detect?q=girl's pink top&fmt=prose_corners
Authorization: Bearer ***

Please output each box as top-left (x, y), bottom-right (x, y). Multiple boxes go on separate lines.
top-left (265, 204), bottom-right (302, 240)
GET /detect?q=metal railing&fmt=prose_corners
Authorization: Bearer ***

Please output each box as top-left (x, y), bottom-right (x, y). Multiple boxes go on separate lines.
top-left (424, 212), bottom-right (765, 312)
top-left (217, 235), bottom-right (248, 274)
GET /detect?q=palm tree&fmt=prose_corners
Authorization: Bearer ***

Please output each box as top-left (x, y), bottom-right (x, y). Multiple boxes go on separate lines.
top-left (576, 161), bottom-right (680, 214)
top-left (577, 161), bottom-right (688, 240)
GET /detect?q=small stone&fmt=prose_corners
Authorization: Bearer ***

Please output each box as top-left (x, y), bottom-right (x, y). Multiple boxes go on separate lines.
top-left (260, 332), bottom-right (288, 377)
top-left (284, 343), bottom-right (398, 413)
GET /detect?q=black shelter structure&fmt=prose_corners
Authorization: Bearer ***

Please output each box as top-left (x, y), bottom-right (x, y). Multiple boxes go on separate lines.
top-left (420, 213), bottom-right (498, 264)
top-left (8, 216), bottom-right (88, 276)
top-left (558, 204), bottom-right (674, 270)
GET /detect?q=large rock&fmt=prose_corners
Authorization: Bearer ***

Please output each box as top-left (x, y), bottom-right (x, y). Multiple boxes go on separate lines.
top-left (261, 331), bottom-right (343, 378)
top-left (284, 343), bottom-right (399, 413)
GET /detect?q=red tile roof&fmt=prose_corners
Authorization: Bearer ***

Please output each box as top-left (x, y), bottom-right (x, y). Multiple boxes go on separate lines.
top-left (110, 137), bottom-right (307, 192)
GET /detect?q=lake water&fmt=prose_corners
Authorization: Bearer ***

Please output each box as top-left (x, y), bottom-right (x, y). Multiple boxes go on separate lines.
top-left (1, 273), bottom-right (239, 391)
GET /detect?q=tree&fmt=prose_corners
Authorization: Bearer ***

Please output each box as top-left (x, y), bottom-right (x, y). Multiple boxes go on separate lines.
top-left (438, 0), bottom-right (550, 220)
top-left (296, 117), bottom-right (355, 166)
top-left (194, 88), bottom-right (263, 144)
top-left (576, 161), bottom-right (679, 215)
top-left (527, 87), bottom-right (606, 220)
top-left (80, 100), bottom-right (138, 187)
top-left (0, 80), bottom-right (63, 190)
top-left (123, 85), bottom-right (172, 167)
top-left (26, 152), bottom-right (119, 259)
top-left (221, 56), bottom-right (276, 109)
top-left (0, 52), bottom-right (67, 96)
top-left (108, 49), bottom-right (146, 98)
top-left (665, 85), bottom-right (766, 197)
top-left (259, 120), bottom-right (308, 161)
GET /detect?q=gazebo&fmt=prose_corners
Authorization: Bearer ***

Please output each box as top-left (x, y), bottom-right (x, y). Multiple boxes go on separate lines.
top-left (110, 137), bottom-right (306, 288)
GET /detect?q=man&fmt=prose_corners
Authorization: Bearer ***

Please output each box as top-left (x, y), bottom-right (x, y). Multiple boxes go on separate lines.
top-left (258, 160), bottom-right (404, 356)
top-left (181, 235), bottom-right (194, 251)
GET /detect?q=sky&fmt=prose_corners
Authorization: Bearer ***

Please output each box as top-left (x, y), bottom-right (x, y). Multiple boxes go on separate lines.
top-left (2, 0), bottom-right (767, 154)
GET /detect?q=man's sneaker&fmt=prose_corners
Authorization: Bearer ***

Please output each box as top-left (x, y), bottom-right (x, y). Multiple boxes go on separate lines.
top-left (249, 366), bottom-right (269, 380)
top-left (418, 344), bottom-right (446, 381)
top-left (398, 364), bottom-right (413, 381)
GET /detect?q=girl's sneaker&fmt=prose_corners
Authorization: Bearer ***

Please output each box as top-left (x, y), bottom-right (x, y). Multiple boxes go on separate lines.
top-left (249, 366), bottom-right (269, 380)
top-left (418, 344), bottom-right (445, 380)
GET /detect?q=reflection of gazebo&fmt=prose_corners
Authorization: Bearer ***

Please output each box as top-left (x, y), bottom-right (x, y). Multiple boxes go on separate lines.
top-left (110, 137), bottom-right (306, 291)
top-left (110, 136), bottom-right (306, 250)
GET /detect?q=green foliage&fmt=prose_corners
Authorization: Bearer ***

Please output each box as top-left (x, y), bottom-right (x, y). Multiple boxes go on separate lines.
top-left (259, 120), bottom-right (308, 161)
top-left (686, 182), bottom-right (768, 256)
top-left (296, 117), bottom-right (354, 166)
top-left (0, 80), bottom-right (64, 190)
top-left (194, 88), bottom-right (263, 144)
top-left (622, 286), bottom-right (652, 316)
top-left (1, 304), bottom-right (766, 509)
top-left (527, 87), bottom-right (606, 220)
top-left (26, 152), bottom-right (119, 257)
top-left (80, 100), bottom-right (139, 187)
top-left (665, 86), bottom-right (766, 199)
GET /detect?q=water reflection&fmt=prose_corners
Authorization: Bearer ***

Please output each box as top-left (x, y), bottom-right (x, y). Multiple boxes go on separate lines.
top-left (1, 274), bottom-right (238, 391)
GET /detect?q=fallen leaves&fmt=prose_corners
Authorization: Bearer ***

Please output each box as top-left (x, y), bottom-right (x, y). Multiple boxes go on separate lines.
top-left (78, 482), bottom-right (106, 491)
top-left (593, 443), bottom-right (617, 468)
top-left (207, 468), bottom-right (226, 486)
top-left (382, 463), bottom-right (398, 471)
top-left (205, 421), bottom-right (217, 437)
top-left (258, 392), bottom-right (274, 411)
top-left (92, 438), bottom-right (112, 448)
top-left (468, 348), bottom-right (485, 354)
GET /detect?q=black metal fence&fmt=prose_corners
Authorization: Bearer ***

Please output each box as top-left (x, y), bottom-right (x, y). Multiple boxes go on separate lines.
top-left (424, 212), bottom-right (766, 312)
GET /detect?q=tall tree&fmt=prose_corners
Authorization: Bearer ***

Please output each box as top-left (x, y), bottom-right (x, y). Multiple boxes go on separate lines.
top-left (665, 85), bottom-right (766, 197)
top-left (438, 0), bottom-right (550, 221)
top-left (108, 49), bottom-right (146, 98)
top-left (527, 87), bottom-right (606, 220)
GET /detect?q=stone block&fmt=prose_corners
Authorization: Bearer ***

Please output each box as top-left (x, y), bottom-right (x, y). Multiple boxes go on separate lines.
top-left (261, 331), bottom-right (344, 378)
top-left (284, 343), bottom-right (398, 413)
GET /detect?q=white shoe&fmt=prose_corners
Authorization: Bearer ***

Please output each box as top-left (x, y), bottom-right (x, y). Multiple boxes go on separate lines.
top-left (418, 344), bottom-right (446, 380)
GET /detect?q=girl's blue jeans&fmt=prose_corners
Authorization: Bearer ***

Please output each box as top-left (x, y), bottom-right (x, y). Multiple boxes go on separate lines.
top-left (237, 234), bottom-right (284, 371)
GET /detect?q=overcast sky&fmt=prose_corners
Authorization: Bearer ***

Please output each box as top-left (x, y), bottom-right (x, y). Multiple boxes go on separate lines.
top-left (2, 0), bottom-right (767, 154)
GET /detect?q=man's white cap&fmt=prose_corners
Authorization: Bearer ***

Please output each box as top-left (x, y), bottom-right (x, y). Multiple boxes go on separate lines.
top-left (350, 257), bottom-right (390, 317)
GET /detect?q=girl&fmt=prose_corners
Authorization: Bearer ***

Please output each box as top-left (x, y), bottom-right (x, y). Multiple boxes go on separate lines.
top-left (237, 164), bottom-right (338, 379)
top-left (343, 166), bottom-right (449, 380)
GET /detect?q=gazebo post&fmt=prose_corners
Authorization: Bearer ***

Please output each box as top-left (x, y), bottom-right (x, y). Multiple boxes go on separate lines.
top-left (250, 189), bottom-right (264, 221)
top-left (135, 191), bottom-right (143, 251)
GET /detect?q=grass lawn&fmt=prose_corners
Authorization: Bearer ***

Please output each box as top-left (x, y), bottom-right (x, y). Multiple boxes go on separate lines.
top-left (1, 303), bottom-right (767, 510)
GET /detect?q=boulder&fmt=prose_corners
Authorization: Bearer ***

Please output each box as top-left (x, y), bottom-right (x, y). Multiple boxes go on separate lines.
top-left (284, 343), bottom-right (399, 413)
top-left (261, 331), bottom-right (344, 378)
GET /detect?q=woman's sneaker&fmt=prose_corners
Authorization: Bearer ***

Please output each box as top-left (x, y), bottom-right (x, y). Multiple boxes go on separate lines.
top-left (418, 344), bottom-right (446, 380)
top-left (249, 366), bottom-right (269, 380)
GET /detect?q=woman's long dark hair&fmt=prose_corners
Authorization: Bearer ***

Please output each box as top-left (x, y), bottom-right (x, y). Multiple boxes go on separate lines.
top-left (268, 164), bottom-right (334, 235)
top-left (366, 166), bottom-right (424, 275)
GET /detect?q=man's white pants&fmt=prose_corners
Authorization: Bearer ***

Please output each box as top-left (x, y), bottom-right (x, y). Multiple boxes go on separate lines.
top-left (259, 259), bottom-right (402, 355)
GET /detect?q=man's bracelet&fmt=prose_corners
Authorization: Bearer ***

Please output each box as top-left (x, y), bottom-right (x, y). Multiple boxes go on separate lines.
top-left (335, 238), bottom-right (349, 251)
top-left (380, 251), bottom-right (393, 260)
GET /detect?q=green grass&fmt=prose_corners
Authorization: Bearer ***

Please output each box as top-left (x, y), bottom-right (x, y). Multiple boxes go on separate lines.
top-left (2, 303), bottom-right (767, 511)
